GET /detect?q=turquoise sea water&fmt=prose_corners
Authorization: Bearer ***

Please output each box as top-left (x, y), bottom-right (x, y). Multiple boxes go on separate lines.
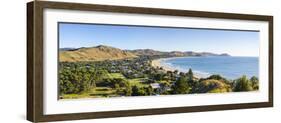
top-left (160, 56), bottom-right (259, 79)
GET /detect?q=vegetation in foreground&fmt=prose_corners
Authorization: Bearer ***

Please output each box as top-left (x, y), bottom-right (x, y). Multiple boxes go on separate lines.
top-left (59, 57), bottom-right (259, 99)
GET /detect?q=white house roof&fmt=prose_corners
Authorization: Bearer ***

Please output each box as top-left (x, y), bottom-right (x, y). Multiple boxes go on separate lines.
top-left (150, 83), bottom-right (160, 89)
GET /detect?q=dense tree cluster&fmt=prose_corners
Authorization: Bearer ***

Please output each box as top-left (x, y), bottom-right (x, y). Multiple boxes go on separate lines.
top-left (59, 63), bottom-right (104, 94)
top-left (233, 75), bottom-right (259, 92)
top-left (132, 86), bottom-right (153, 96)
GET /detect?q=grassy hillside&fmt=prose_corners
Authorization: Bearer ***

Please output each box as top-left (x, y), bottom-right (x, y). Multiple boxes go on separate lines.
top-left (197, 79), bottom-right (232, 93)
top-left (60, 45), bottom-right (137, 62)
top-left (128, 49), bottom-right (230, 57)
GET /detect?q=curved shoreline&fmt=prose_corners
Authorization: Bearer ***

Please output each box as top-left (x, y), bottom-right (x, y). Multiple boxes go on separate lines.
top-left (151, 57), bottom-right (206, 78)
top-left (151, 58), bottom-right (177, 72)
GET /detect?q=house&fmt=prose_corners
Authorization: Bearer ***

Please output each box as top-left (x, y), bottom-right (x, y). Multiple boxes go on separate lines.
top-left (150, 83), bottom-right (161, 95)
top-left (150, 83), bottom-right (160, 89)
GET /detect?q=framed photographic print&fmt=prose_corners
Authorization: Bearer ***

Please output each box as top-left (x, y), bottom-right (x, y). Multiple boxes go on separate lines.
top-left (27, 1), bottom-right (273, 122)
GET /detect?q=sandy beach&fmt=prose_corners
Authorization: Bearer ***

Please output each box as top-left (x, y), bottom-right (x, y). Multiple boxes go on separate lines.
top-left (151, 58), bottom-right (177, 72)
top-left (151, 57), bottom-right (205, 78)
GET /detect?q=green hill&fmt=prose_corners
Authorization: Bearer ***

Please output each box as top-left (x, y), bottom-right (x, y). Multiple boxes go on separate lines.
top-left (60, 45), bottom-right (137, 62)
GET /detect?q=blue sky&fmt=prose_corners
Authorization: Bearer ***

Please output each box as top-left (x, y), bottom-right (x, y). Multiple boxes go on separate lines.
top-left (59, 23), bottom-right (259, 56)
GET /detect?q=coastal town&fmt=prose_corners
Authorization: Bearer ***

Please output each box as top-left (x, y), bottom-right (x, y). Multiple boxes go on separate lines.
top-left (59, 46), bottom-right (259, 99)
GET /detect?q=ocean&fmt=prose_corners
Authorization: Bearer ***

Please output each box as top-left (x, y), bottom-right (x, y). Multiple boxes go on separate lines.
top-left (160, 56), bottom-right (259, 79)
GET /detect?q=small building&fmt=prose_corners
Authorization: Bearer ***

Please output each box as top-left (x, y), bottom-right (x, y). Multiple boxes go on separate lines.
top-left (150, 83), bottom-right (160, 89)
top-left (150, 83), bottom-right (161, 95)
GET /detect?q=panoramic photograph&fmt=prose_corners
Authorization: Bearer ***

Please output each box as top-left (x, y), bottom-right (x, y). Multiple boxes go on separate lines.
top-left (58, 23), bottom-right (259, 99)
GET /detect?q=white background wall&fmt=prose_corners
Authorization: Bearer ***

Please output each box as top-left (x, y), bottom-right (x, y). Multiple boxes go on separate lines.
top-left (0, 0), bottom-right (280, 122)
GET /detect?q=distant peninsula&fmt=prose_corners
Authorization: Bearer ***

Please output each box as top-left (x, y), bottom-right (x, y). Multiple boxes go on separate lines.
top-left (59, 45), bottom-right (230, 62)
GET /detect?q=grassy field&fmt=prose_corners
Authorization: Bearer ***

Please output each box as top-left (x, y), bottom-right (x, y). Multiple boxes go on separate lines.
top-left (61, 87), bottom-right (118, 99)
top-left (107, 73), bottom-right (125, 79)
top-left (128, 78), bottom-right (149, 87)
top-left (61, 93), bottom-right (91, 99)
top-left (106, 73), bottom-right (149, 87)
top-left (90, 87), bottom-right (117, 97)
